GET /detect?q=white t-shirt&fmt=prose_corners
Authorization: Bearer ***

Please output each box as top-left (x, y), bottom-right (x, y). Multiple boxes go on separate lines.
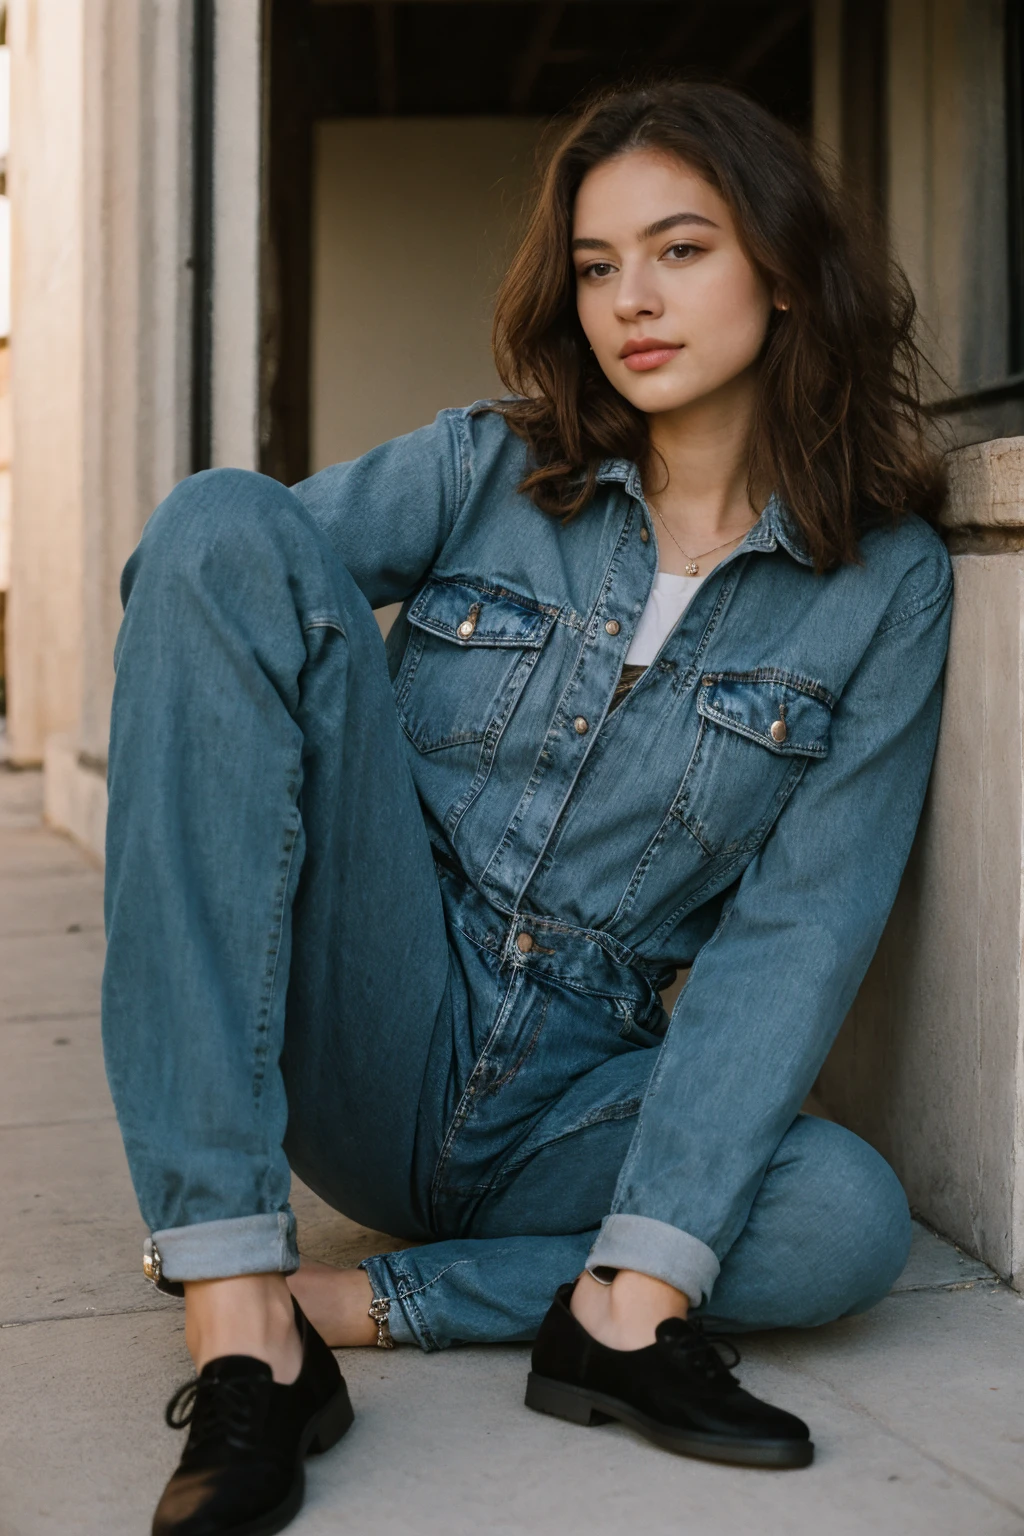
top-left (624, 569), bottom-right (706, 665)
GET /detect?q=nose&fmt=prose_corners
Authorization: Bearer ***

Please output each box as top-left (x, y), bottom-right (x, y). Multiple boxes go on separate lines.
top-left (612, 257), bottom-right (664, 323)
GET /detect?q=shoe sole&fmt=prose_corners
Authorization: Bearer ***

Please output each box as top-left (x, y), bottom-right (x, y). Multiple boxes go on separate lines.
top-left (213, 1380), bottom-right (356, 1536)
top-left (525, 1372), bottom-right (814, 1469)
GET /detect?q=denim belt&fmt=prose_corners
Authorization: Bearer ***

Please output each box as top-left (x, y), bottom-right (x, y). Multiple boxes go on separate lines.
top-left (431, 847), bottom-right (672, 1016)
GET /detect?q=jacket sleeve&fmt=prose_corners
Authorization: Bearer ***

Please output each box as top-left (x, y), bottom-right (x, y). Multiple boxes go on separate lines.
top-left (289, 409), bottom-right (468, 608)
top-left (590, 552), bottom-right (954, 1304)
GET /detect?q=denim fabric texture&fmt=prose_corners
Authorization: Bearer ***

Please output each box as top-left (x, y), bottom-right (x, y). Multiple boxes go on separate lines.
top-left (103, 404), bottom-right (950, 1347)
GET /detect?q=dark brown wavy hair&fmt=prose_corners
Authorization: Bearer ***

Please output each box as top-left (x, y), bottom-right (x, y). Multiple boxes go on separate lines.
top-left (486, 80), bottom-right (946, 571)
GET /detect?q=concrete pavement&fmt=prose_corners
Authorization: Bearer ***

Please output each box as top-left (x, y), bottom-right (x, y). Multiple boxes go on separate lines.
top-left (2, 764), bottom-right (1023, 1536)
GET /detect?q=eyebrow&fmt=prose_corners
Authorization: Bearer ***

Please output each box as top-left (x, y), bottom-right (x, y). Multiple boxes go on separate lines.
top-left (571, 211), bottom-right (719, 252)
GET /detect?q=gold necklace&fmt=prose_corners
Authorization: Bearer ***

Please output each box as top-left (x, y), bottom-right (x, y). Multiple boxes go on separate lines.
top-left (652, 505), bottom-right (756, 576)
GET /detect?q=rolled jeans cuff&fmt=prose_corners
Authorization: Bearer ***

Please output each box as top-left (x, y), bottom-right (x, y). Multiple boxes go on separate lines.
top-left (358, 1256), bottom-right (419, 1347)
top-left (586, 1214), bottom-right (721, 1307)
top-left (146, 1212), bottom-right (299, 1297)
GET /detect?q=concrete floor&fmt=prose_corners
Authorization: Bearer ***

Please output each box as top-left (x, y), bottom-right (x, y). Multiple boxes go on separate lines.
top-left (3, 766), bottom-right (1024, 1536)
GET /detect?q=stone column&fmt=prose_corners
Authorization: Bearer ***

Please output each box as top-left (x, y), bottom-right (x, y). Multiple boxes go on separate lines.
top-left (38, 0), bottom-right (263, 854)
top-left (5, 0), bottom-right (85, 765)
top-left (39, 0), bottom-right (193, 848)
top-left (818, 438), bottom-right (1024, 1284)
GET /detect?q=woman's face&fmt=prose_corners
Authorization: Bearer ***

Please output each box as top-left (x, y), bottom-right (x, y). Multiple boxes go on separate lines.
top-left (572, 149), bottom-right (779, 417)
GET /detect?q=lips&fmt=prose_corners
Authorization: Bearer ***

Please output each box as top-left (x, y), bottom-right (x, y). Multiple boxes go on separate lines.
top-left (619, 338), bottom-right (682, 372)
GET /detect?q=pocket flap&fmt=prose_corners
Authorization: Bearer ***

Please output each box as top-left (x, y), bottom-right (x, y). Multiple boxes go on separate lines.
top-left (697, 673), bottom-right (832, 757)
top-left (407, 578), bottom-right (556, 649)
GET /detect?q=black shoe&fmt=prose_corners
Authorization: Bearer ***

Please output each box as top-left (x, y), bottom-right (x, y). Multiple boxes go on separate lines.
top-left (525, 1283), bottom-right (813, 1469)
top-left (152, 1298), bottom-right (354, 1535)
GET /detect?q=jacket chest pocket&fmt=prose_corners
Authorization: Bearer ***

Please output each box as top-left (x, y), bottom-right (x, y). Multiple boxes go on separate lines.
top-left (394, 577), bottom-right (557, 754)
top-left (673, 672), bottom-right (833, 857)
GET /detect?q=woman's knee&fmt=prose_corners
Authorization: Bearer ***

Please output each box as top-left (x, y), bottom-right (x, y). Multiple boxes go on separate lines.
top-left (835, 1136), bottom-right (912, 1316)
top-left (793, 1117), bottom-right (912, 1321)
top-left (131, 469), bottom-right (299, 583)
top-left (121, 468), bottom-right (369, 643)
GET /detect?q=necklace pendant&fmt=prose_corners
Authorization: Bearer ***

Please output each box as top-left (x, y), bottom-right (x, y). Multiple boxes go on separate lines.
top-left (685, 559), bottom-right (699, 576)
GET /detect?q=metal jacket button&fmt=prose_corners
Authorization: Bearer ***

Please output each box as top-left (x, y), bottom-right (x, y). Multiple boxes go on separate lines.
top-left (516, 932), bottom-right (534, 953)
top-left (573, 716), bottom-right (589, 734)
top-left (771, 716), bottom-right (788, 743)
top-left (457, 603), bottom-right (482, 639)
top-left (639, 526), bottom-right (650, 543)
top-left (605, 619), bottom-right (620, 635)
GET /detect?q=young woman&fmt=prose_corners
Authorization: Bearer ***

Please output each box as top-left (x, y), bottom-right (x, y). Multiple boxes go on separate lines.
top-left (104, 81), bottom-right (951, 1535)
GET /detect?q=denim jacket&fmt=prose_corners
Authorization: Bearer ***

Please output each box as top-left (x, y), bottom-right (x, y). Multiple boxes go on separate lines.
top-left (293, 403), bottom-right (952, 1299)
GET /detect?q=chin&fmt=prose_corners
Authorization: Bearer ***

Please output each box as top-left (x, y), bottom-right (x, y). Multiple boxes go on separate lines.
top-left (611, 364), bottom-right (753, 417)
top-left (612, 375), bottom-right (710, 415)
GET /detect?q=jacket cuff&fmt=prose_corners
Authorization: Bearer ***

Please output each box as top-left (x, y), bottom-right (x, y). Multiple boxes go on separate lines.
top-left (586, 1214), bottom-right (721, 1307)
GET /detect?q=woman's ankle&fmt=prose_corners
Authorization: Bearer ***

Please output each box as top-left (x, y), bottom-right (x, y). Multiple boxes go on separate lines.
top-left (184, 1272), bottom-right (303, 1383)
top-left (287, 1260), bottom-right (378, 1347)
top-left (569, 1267), bottom-right (689, 1351)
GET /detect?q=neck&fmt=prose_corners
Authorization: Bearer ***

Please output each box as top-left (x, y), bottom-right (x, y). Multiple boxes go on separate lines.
top-left (645, 366), bottom-right (764, 534)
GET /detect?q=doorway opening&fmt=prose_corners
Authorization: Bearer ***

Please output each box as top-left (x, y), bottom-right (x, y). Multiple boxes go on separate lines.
top-left (262, 1), bottom-right (813, 485)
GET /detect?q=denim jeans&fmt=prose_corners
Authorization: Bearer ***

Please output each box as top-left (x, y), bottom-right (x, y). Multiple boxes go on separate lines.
top-left (102, 467), bottom-right (915, 1350)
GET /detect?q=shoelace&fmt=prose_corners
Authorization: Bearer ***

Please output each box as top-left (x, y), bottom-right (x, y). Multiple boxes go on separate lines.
top-left (664, 1322), bottom-right (742, 1386)
top-left (165, 1372), bottom-right (273, 1450)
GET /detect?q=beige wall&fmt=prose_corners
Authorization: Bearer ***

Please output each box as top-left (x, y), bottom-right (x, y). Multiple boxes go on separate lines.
top-left (5, 0), bottom-right (85, 764)
top-left (310, 117), bottom-right (542, 471)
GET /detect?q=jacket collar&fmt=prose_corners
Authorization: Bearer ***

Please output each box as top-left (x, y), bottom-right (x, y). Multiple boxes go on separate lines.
top-left (595, 459), bottom-right (814, 568)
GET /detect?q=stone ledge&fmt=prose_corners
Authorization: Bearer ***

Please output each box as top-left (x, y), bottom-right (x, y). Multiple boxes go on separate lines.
top-left (941, 435), bottom-right (1024, 528)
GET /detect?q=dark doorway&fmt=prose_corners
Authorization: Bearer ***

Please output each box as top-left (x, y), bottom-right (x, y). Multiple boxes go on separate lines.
top-left (262, 0), bottom-right (813, 484)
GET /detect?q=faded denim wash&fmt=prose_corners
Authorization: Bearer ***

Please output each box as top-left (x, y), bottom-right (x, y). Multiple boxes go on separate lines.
top-left (103, 404), bottom-right (951, 1348)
